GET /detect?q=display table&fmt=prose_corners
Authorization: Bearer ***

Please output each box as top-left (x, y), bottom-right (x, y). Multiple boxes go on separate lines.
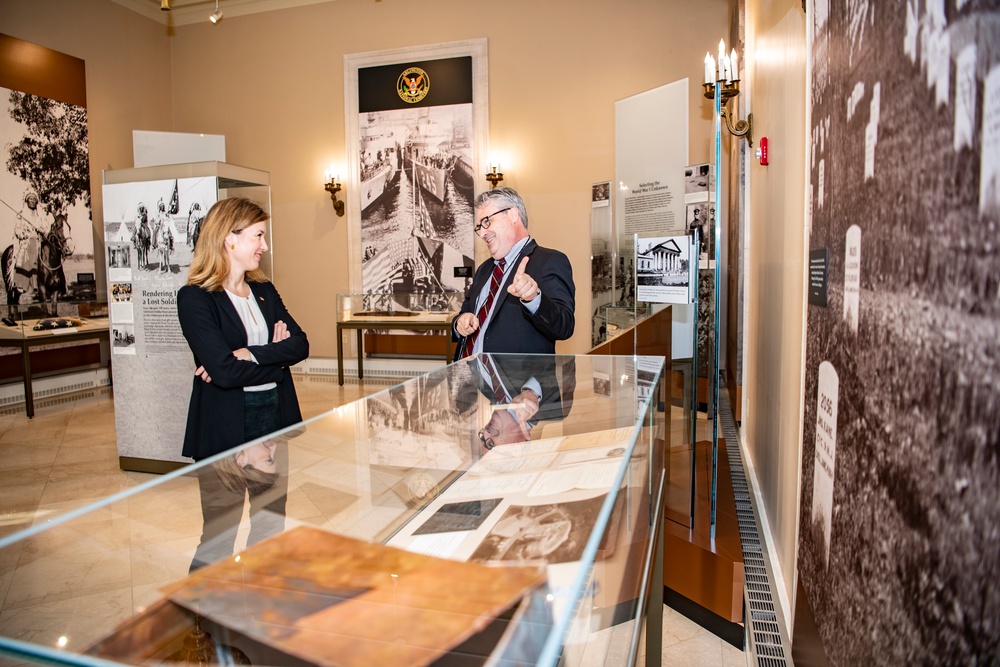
top-left (0, 317), bottom-right (110, 418)
top-left (0, 353), bottom-right (667, 667)
top-left (336, 292), bottom-right (463, 385)
top-left (336, 310), bottom-right (456, 385)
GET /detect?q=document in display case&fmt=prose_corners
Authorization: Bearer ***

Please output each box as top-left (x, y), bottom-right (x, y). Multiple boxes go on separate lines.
top-left (0, 353), bottom-right (667, 667)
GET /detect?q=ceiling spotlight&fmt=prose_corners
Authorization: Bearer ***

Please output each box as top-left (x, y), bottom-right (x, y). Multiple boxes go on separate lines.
top-left (210, 0), bottom-right (223, 23)
top-left (160, 0), bottom-right (170, 10)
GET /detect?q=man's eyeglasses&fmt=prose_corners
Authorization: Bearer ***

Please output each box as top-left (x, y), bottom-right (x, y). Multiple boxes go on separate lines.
top-left (475, 207), bottom-right (512, 233)
top-left (478, 428), bottom-right (495, 450)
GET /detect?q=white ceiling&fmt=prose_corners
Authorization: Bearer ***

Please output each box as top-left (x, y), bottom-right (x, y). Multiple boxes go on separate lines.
top-left (109, 0), bottom-right (340, 26)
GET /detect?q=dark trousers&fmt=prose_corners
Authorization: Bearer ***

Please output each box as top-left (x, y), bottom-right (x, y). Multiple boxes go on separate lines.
top-left (190, 388), bottom-right (286, 572)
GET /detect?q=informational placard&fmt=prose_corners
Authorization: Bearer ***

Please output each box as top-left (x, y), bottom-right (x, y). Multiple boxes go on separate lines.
top-left (808, 248), bottom-right (829, 307)
top-left (615, 79), bottom-right (688, 237)
top-left (812, 361), bottom-right (839, 569)
top-left (614, 78), bottom-right (690, 358)
top-left (843, 225), bottom-right (861, 331)
top-left (635, 234), bottom-right (692, 305)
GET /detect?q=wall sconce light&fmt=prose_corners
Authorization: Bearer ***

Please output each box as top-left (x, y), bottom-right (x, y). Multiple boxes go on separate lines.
top-left (210, 0), bottom-right (223, 23)
top-left (160, 0), bottom-right (171, 11)
top-left (324, 167), bottom-right (345, 217)
top-left (485, 164), bottom-right (504, 189)
top-left (703, 39), bottom-right (754, 146)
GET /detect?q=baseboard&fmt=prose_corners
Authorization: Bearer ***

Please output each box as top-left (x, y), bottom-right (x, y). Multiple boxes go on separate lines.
top-left (665, 587), bottom-right (745, 650)
top-left (292, 356), bottom-right (446, 379)
top-left (0, 367), bottom-right (111, 407)
top-left (0, 356), bottom-right (443, 411)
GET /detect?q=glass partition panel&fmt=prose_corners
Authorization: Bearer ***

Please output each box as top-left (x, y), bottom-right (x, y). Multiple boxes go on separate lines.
top-left (0, 354), bottom-right (665, 667)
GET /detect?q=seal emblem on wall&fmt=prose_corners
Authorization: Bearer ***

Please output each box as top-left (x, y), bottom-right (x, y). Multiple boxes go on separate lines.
top-left (397, 67), bottom-right (429, 103)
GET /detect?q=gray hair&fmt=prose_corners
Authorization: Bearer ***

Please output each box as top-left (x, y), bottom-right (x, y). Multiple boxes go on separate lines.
top-left (474, 186), bottom-right (528, 228)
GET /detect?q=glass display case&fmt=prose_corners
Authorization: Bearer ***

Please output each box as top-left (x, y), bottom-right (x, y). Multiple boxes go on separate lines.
top-left (0, 299), bottom-right (110, 417)
top-left (336, 292), bottom-right (463, 385)
top-left (102, 161), bottom-right (270, 471)
top-left (600, 303), bottom-right (652, 343)
top-left (0, 353), bottom-right (667, 667)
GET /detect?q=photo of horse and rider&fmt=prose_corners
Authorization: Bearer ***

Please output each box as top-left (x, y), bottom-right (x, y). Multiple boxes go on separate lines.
top-left (1, 86), bottom-right (94, 307)
top-left (103, 176), bottom-right (215, 280)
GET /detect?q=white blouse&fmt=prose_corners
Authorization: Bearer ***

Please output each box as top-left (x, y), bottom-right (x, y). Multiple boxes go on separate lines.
top-left (225, 288), bottom-right (276, 392)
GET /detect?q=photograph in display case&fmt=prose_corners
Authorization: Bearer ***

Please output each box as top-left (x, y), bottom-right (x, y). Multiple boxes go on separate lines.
top-left (414, 497), bottom-right (503, 535)
top-left (469, 494), bottom-right (608, 564)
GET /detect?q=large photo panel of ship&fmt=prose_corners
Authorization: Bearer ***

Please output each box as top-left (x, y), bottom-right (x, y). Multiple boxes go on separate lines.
top-left (346, 41), bottom-right (488, 304)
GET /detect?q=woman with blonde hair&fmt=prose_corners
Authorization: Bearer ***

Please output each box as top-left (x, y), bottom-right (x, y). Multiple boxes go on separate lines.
top-left (179, 196), bottom-right (308, 459)
top-left (178, 197), bottom-right (308, 570)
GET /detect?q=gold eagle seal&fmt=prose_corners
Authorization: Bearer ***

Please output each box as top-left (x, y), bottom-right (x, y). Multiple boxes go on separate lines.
top-left (397, 67), bottom-right (429, 103)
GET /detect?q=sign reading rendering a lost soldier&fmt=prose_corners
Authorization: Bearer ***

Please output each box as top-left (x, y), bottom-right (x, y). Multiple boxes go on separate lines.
top-left (103, 175), bottom-right (220, 466)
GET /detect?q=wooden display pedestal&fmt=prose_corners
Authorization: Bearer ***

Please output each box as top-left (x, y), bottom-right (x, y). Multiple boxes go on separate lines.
top-left (664, 438), bottom-right (744, 628)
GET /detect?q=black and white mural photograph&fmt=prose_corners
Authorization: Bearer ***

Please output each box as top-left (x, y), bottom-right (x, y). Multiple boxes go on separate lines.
top-left (357, 57), bottom-right (476, 298)
top-left (0, 86), bottom-right (93, 306)
top-left (796, 0), bottom-right (1000, 663)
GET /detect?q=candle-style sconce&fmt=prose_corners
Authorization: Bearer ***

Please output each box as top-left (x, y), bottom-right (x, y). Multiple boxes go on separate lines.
top-left (704, 42), bottom-right (754, 147)
top-left (324, 167), bottom-right (345, 217)
top-left (485, 164), bottom-right (504, 189)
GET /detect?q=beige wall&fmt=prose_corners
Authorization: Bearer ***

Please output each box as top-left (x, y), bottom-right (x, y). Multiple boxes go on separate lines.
top-left (166, 0), bottom-right (729, 356)
top-left (1, 0), bottom-right (174, 290)
top-left (2, 0), bottom-right (728, 357)
top-left (742, 0), bottom-right (807, 622)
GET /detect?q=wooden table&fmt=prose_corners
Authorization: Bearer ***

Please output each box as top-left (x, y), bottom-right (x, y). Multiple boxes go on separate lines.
top-left (0, 318), bottom-right (110, 418)
top-left (336, 311), bottom-right (455, 385)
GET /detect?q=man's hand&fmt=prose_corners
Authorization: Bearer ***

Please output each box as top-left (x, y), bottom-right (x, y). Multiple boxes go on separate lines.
top-left (194, 365), bottom-right (212, 383)
top-left (456, 312), bottom-right (481, 337)
top-left (507, 256), bottom-right (539, 301)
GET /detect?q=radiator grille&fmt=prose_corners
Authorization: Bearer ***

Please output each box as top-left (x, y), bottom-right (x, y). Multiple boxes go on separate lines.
top-left (720, 387), bottom-right (792, 666)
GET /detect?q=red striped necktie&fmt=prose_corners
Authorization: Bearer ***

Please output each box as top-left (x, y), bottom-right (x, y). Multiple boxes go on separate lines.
top-left (462, 258), bottom-right (506, 358)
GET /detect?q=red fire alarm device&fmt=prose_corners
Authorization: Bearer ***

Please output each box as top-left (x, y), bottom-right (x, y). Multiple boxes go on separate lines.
top-left (757, 136), bottom-right (769, 165)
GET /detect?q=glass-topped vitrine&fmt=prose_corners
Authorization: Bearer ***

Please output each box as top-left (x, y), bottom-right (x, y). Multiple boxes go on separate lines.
top-left (0, 353), bottom-right (667, 667)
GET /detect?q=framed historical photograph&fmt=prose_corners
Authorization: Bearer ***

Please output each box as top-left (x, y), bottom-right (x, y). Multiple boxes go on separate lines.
top-left (591, 180), bottom-right (611, 208)
top-left (0, 35), bottom-right (94, 306)
top-left (345, 40), bottom-right (489, 298)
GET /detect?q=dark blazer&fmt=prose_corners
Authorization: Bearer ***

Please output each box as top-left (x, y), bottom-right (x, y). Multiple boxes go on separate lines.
top-left (453, 239), bottom-right (575, 361)
top-left (177, 281), bottom-right (309, 461)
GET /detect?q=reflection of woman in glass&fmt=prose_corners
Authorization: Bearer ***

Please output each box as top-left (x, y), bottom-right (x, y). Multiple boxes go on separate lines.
top-left (190, 440), bottom-right (287, 572)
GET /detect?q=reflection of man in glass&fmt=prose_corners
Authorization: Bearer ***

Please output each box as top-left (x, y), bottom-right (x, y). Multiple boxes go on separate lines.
top-left (473, 355), bottom-right (574, 457)
top-left (190, 439), bottom-right (287, 572)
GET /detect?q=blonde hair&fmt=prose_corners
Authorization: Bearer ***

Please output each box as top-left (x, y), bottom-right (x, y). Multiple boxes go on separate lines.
top-left (186, 197), bottom-right (269, 290)
top-left (212, 454), bottom-right (278, 495)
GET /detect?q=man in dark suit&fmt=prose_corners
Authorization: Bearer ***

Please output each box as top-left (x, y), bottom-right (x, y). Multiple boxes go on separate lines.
top-left (453, 187), bottom-right (575, 360)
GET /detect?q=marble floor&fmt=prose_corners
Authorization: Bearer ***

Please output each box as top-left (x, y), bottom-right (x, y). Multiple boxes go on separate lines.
top-left (0, 374), bottom-right (744, 666)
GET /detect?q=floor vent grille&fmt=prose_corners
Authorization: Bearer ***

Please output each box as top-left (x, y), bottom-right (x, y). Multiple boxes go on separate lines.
top-left (720, 387), bottom-right (793, 666)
